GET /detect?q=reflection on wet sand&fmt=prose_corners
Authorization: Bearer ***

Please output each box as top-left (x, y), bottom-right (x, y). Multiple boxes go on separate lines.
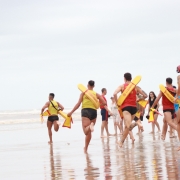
top-left (84, 154), bottom-right (100, 180)
top-left (20, 135), bottom-right (180, 179)
top-left (3, 121), bottom-right (180, 179)
top-left (101, 138), bottom-right (112, 180)
top-left (49, 144), bottom-right (62, 179)
top-left (48, 145), bottom-right (75, 180)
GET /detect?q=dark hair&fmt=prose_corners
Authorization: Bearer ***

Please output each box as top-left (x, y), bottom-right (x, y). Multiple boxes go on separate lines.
top-left (166, 78), bottom-right (172, 85)
top-left (101, 88), bottom-right (106, 93)
top-left (49, 93), bottom-right (55, 98)
top-left (173, 86), bottom-right (176, 89)
top-left (149, 91), bottom-right (156, 102)
top-left (124, 73), bottom-right (132, 81)
top-left (88, 80), bottom-right (95, 87)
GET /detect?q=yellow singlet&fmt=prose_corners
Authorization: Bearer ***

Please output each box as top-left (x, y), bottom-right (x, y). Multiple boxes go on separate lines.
top-left (48, 100), bottom-right (58, 115)
top-left (82, 90), bottom-right (97, 110)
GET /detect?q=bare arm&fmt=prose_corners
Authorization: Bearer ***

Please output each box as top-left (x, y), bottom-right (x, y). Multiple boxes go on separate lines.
top-left (57, 102), bottom-right (64, 111)
top-left (67, 93), bottom-right (83, 116)
top-left (97, 93), bottom-right (107, 106)
top-left (136, 86), bottom-right (148, 99)
top-left (97, 93), bottom-right (112, 114)
top-left (41, 102), bottom-right (50, 114)
top-left (113, 85), bottom-right (123, 103)
top-left (151, 92), bottom-right (162, 109)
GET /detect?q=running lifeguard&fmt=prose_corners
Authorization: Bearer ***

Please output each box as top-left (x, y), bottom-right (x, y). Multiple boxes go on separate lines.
top-left (151, 78), bottom-right (177, 140)
top-left (113, 73), bottom-right (147, 147)
top-left (67, 80), bottom-right (107, 153)
top-left (41, 93), bottom-right (64, 144)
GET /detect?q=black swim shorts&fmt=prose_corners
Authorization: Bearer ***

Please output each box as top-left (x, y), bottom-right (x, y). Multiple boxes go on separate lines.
top-left (122, 106), bottom-right (137, 115)
top-left (163, 109), bottom-right (175, 119)
top-left (48, 115), bottom-right (59, 122)
top-left (81, 108), bottom-right (97, 120)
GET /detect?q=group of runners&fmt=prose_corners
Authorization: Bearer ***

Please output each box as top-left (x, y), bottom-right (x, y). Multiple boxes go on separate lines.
top-left (41, 65), bottom-right (180, 153)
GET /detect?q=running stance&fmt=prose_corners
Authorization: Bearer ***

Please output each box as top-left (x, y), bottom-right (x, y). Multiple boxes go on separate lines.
top-left (100, 88), bottom-right (113, 138)
top-left (113, 73), bottom-right (147, 147)
top-left (41, 93), bottom-right (64, 144)
top-left (151, 78), bottom-right (177, 140)
top-left (67, 80), bottom-right (107, 153)
top-left (148, 91), bottom-right (161, 134)
top-left (110, 97), bottom-right (123, 135)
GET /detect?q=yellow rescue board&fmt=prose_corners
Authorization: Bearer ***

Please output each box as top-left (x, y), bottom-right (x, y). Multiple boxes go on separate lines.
top-left (159, 84), bottom-right (180, 104)
top-left (138, 100), bottom-right (148, 108)
top-left (117, 75), bottom-right (141, 106)
top-left (41, 110), bottom-right (73, 128)
top-left (78, 84), bottom-right (100, 109)
top-left (135, 111), bottom-right (141, 119)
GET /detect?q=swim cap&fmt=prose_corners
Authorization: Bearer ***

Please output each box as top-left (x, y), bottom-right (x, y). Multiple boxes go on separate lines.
top-left (177, 65), bottom-right (180, 73)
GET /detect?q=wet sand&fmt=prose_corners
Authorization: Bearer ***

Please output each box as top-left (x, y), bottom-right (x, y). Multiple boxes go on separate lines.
top-left (1, 115), bottom-right (180, 180)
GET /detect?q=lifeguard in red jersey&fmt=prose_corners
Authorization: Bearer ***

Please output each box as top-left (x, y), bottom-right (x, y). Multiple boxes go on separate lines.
top-left (100, 88), bottom-right (113, 138)
top-left (152, 78), bottom-right (177, 141)
top-left (113, 73), bottom-right (147, 148)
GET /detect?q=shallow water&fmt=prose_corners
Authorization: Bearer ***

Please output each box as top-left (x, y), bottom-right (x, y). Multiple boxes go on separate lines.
top-left (1, 113), bottom-right (180, 180)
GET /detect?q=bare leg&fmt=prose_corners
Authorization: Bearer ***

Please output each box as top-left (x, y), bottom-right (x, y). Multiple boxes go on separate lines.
top-left (53, 120), bottom-right (60, 132)
top-left (176, 110), bottom-right (180, 151)
top-left (82, 117), bottom-right (96, 153)
top-left (161, 118), bottom-right (168, 140)
top-left (101, 121), bottom-right (106, 137)
top-left (129, 131), bottom-right (135, 144)
top-left (114, 122), bottom-right (117, 135)
top-left (151, 122), bottom-right (155, 133)
top-left (105, 121), bottom-right (111, 136)
top-left (136, 119), bottom-right (143, 132)
top-left (119, 121), bottom-right (123, 134)
top-left (165, 112), bottom-right (177, 130)
top-left (47, 121), bottom-right (53, 144)
top-left (154, 114), bottom-right (160, 132)
top-left (118, 111), bottom-right (133, 147)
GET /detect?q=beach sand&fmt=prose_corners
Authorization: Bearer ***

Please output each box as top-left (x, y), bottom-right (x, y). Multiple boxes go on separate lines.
top-left (1, 114), bottom-right (180, 180)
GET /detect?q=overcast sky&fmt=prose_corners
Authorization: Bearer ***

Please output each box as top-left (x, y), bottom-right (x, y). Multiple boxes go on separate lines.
top-left (0, 0), bottom-right (180, 111)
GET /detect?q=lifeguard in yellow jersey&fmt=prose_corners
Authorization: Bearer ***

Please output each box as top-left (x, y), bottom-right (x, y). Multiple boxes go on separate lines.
top-left (67, 80), bottom-right (107, 153)
top-left (41, 93), bottom-right (64, 144)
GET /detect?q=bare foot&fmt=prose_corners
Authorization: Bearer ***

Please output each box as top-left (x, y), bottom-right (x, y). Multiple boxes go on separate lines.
top-left (108, 134), bottom-right (115, 136)
top-left (161, 135), bottom-right (165, 141)
top-left (48, 141), bottom-right (53, 144)
top-left (157, 130), bottom-right (161, 133)
top-left (118, 141), bottom-right (123, 147)
top-left (89, 122), bottom-right (94, 132)
top-left (149, 132), bottom-right (154, 134)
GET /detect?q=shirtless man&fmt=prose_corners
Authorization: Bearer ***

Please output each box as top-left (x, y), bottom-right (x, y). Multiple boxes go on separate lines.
top-left (41, 93), bottom-right (64, 144)
top-left (151, 78), bottom-right (177, 141)
top-left (113, 73), bottom-right (147, 147)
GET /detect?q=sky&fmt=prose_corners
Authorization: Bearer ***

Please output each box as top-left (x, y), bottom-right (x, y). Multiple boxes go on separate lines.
top-left (0, 0), bottom-right (180, 111)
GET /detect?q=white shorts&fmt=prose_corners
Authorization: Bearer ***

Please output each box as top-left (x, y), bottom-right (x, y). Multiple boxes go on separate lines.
top-left (113, 113), bottom-right (121, 123)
